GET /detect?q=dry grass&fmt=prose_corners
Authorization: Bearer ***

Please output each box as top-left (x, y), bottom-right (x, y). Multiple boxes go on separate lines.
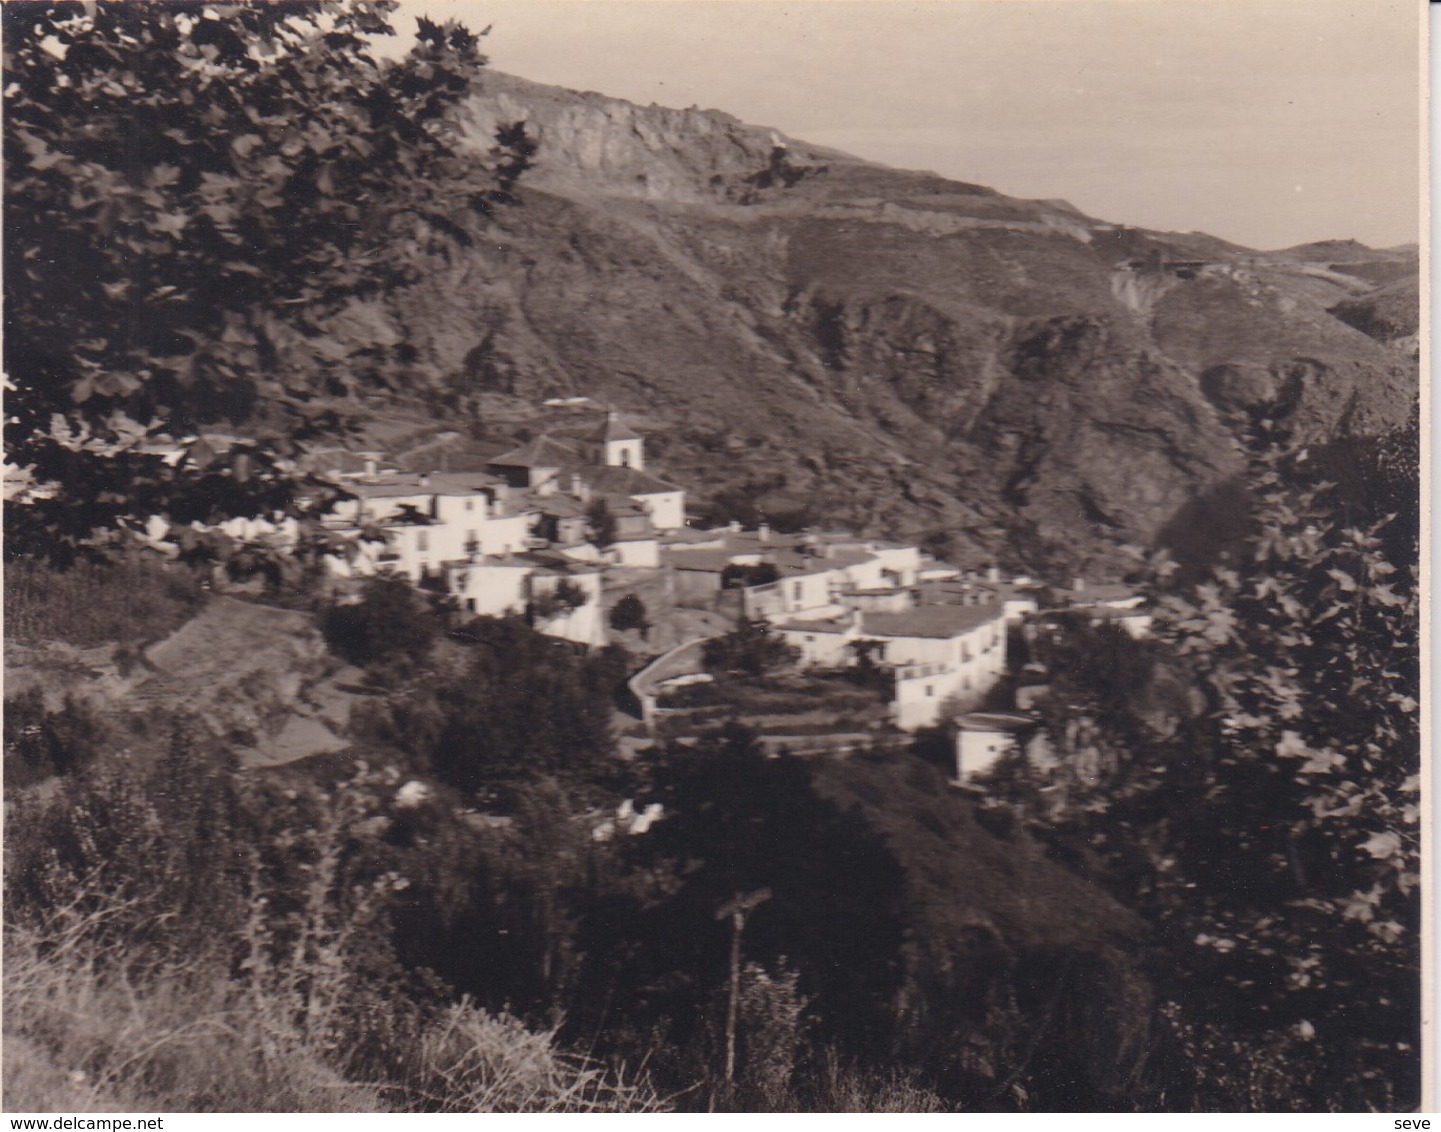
top-left (4, 912), bottom-right (666, 1114)
top-left (3, 918), bottom-right (383, 1113)
top-left (402, 1004), bottom-right (666, 1113)
top-left (804, 1050), bottom-right (951, 1113)
top-left (4, 803), bottom-right (667, 1116)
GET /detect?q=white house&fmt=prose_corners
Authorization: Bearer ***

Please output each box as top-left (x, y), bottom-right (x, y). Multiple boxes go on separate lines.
top-left (955, 712), bottom-right (1035, 781)
top-left (443, 554), bottom-right (606, 647)
top-left (775, 602), bottom-right (1009, 731)
top-left (774, 613), bottom-right (860, 667)
top-left (861, 605), bottom-right (1008, 730)
top-left (742, 559), bottom-right (841, 622)
top-left (1061, 581), bottom-right (1150, 638)
top-left (576, 465), bottom-right (686, 532)
top-left (327, 473), bottom-right (534, 583)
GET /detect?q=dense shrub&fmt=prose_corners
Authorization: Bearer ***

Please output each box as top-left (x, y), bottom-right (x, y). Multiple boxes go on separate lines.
top-left (702, 620), bottom-right (799, 677)
top-left (322, 576), bottom-right (438, 669)
top-left (381, 616), bottom-right (625, 802)
top-left (2, 690), bottom-right (107, 787)
top-left (527, 578), bottom-right (590, 624)
top-left (609, 593), bottom-right (649, 635)
top-left (3, 749), bottom-right (665, 1113)
top-left (720, 562), bottom-right (780, 589)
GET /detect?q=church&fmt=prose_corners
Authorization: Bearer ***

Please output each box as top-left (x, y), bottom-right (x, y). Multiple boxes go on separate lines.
top-left (485, 412), bottom-right (687, 533)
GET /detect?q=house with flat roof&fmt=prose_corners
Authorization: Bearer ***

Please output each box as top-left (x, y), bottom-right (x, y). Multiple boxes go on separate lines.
top-left (443, 553), bottom-right (606, 647)
top-left (774, 602), bottom-right (1009, 731)
top-left (954, 712), bottom-right (1037, 781)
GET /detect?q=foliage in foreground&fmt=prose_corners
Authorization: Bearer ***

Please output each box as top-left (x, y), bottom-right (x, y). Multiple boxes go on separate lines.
top-left (1002, 423), bottom-right (1421, 1111)
top-left (3, 748), bottom-right (663, 1114)
top-left (5, 0), bottom-right (532, 564)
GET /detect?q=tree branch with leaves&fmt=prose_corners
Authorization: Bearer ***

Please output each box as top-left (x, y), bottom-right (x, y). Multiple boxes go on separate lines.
top-left (5, 0), bottom-right (532, 564)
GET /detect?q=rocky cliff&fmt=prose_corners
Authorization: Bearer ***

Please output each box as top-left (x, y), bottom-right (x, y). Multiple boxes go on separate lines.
top-left (369, 70), bottom-right (1418, 578)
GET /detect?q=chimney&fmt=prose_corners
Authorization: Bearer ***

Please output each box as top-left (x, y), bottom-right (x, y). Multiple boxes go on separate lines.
top-left (419, 473), bottom-right (430, 487)
top-left (362, 453), bottom-right (378, 478)
top-left (1073, 576), bottom-right (1085, 593)
top-left (987, 565), bottom-right (1001, 583)
top-left (728, 520), bottom-right (741, 533)
top-left (758, 523), bottom-right (771, 543)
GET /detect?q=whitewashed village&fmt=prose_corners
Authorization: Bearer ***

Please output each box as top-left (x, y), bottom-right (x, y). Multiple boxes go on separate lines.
top-left (5, 0), bottom-right (1420, 1114)
top-left (136, 405), bottom-right (1152, 786)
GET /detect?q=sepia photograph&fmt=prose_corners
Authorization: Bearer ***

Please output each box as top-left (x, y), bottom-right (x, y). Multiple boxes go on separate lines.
top-left (2, 0), bottom-right (1425, 1114)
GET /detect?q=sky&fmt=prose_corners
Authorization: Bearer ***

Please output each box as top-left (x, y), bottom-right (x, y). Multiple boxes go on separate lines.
top-left (382, 0), bottom-right (1422, 251)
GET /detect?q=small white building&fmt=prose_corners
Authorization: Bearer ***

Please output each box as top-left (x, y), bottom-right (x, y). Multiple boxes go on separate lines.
top-left (324, 471), bottom-right (535, 583)
top-left (742, 561), bottom-right (841, 622)
top-left (443, 554), bottom-right (606, 648)
top-left (774, 613), bottom-right (859, 667)
top-left (609, 534), bottom-right (661, 568)
top-left (486, 413), bottom-right (686, 530)
top-left (863, 605), bottom-right (1008, 730)
top-left (776, 602), bottom-right (1009, 731)
top-left (1058, 580), bottom-right (1150, 638)
top-left (954, 712), bottom-right (1036, 781)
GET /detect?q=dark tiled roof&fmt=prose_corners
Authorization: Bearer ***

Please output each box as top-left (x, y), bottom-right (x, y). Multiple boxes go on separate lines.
top-left (536, 495), bottom-right (588, 519)
top-left (957, 712), bottom-right (1034, 733)
top-left (576, 465), bottom-right (679, 495)
top-left (775, 617), bottom-right (853, 635)
top-left (862, 604), bottom-right (1004, 639)
top-left (666, 548), bottom-right (738, 573)
top-left (488, 435), bottom-right (582, 468)
top-left (816, 549), bottom-right (877, 569)
top-left (585, 413), bottom-right (642, 443)
top-left (350, 478), bottom-right (431, 499)
top-left (426, 471), bottom-right (505, 494)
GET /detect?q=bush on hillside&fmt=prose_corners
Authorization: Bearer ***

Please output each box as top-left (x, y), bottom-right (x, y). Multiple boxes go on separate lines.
top-left (380, 616), bottom-right (623, 802)
top-left (3, 750), bottom-right (665, 1114)
top-left (322, 576), bottom-right (438, 670)
top-left (702, 620), bottom-right (799, 677)
top-left (527, 579), bottom-right (590, 624)
top-left (609, 593), bottom-right (649, 636)
top-left (720, 562), bottom-right (780, 589)
top-left (2, 690), bottom-right (106, 787)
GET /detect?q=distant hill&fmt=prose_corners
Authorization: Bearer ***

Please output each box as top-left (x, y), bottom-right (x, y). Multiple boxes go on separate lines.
top-left (328, 69), bottom-right (1419, 578)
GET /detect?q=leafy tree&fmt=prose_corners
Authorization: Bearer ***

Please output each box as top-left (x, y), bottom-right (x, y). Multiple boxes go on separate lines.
top-left (409, 616), bottom-right (619, 799)
top-left (528, 577), bottom-right (591, 624)
top-left (702, 619), bottom-right (799, 677)
top-left (5, 1), bottom-right (532, 564)
top-left (584, 727), bottom-right (905, 1089)
top-left (843, 637), bottom-right (891, 691)
top-left (1023, 424), bottom-right (1421, 1110)
top-left (720, 562), bottom-right (780, 589)
top-left (609, 593), bottom-right (649, 636)
top-left (585, 498), bottom-right (617, 548)
top-left (322, 574), bottom-right (438, 669)
top-left (1141, 441), bottom-right (1420, 1110)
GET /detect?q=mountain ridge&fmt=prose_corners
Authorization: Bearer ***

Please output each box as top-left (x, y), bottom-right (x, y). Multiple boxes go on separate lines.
top-left (361, 67), bottom-right (1417, 577)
